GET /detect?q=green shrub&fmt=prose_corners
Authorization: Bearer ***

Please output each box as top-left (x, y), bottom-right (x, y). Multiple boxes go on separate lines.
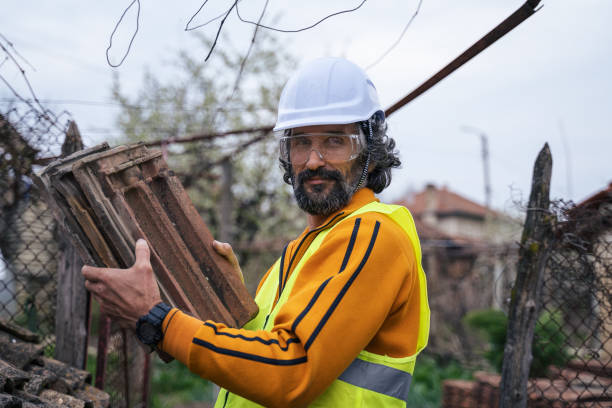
top-left (407, 353), bottom-right (473, 407)
top-left (464, 308), bottom-right (571, 377)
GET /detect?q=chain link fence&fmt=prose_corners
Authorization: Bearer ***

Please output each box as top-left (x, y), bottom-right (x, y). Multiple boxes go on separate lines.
top-left (442, 196), bottom-right (612, 407)
top-left (525, 200), bottom-right (612, 406)
top-left (1, 106), bottom-right (151, 407)
top-left (0, 106), bottom-right (65, 346)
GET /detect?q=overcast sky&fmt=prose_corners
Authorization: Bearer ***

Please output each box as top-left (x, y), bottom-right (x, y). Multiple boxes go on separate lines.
top-left (2, 0), bottom-right (611, 213)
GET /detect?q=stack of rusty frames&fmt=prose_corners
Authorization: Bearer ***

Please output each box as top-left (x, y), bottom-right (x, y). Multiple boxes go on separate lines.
top-left (34, 142), bottom-right (258, 327)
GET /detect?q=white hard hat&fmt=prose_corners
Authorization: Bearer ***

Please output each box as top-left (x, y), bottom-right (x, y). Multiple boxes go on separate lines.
top-left (274, 57), bottom-right (383, 132)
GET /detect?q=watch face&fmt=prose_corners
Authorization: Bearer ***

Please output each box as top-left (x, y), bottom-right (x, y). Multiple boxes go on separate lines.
top-left (137, 320), bottom-right (161, 345)
top-left (140, 322), bottom-right (157, 340)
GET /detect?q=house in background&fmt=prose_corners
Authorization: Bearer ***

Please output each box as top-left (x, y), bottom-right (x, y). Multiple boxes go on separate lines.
top-left (394, 183), bottom-right (521, 358)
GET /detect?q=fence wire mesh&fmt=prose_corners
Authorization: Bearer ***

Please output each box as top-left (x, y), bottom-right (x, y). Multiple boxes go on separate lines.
top-left (525, 200), bottom-right (612, 406)
top-left (0, 106), bottom-right (65, 345)
top-left (103, 324), bottom-right (149, 408)
top-left (1, 106), bottom-right (149, 407)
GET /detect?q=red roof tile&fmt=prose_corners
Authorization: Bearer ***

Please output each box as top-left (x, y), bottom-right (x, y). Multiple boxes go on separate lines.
top-left (397, 184), bottom-right (489, 218)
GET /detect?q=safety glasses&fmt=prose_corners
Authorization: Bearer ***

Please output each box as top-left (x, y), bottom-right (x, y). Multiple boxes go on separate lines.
top-left (279, 132), bottom-right (365, 166)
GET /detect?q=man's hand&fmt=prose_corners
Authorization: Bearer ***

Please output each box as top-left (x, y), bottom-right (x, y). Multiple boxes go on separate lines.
top-left (212, 240), bottom-right (244, 283)
top-left (82, 239), bottom-right (162, 328)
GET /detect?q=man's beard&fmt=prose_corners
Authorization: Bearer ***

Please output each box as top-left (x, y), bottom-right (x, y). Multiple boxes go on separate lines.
top-left (292, 167), bottom-right (356, 216)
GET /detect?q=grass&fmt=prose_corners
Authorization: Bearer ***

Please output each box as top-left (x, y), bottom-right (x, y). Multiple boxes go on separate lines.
top-left (151, 358), bottom-right (216, 408)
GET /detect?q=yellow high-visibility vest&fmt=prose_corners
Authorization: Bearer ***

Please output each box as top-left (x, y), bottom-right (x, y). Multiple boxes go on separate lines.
top-left (215, 201), bottom-right (430, 407)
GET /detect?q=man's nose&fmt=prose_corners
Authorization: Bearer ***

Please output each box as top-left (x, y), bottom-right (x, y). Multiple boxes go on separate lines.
top-left (305, 148), bottom-right (325, 170)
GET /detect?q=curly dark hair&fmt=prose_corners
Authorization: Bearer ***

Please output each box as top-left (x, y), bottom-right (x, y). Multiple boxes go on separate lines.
top-left (279, 111), bottom-right (401, 194)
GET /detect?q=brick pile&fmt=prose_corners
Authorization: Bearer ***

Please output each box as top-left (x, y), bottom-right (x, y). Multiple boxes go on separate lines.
top-left (442, 368), bottom-right (612, 407)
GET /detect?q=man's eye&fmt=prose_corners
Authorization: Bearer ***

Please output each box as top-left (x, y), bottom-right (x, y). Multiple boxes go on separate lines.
top-left (292, 137), bottom-right (310, 147)
top-left (326, 136), bottom-right (346, 146)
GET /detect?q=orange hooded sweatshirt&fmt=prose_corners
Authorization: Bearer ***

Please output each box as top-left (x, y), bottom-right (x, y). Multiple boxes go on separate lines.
top-left (160, 188), bottom-right (425, 407)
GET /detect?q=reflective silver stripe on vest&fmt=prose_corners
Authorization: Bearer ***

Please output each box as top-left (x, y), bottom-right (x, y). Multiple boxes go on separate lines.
top-left (337, 358), bottom-right (412, 403)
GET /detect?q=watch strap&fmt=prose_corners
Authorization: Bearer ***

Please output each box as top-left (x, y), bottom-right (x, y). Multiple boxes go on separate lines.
top-left (149, 302), bottom-right (172, 326)
top-left (136, 302), bottom-right (172, 347)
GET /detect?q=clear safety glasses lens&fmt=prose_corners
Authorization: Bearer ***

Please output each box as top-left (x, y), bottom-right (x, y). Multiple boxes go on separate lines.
top-left (279, 133), bottom-right (364, 165)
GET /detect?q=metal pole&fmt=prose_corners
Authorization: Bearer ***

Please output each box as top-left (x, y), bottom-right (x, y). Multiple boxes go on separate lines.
top-left (481, 133), bottom-right (492, 210)
top-left (462, 126), bottom-right (492, 210)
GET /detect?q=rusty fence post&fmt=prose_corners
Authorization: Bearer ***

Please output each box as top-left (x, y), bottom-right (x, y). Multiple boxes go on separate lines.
top-left (499, 143), bottom-right (554, 408)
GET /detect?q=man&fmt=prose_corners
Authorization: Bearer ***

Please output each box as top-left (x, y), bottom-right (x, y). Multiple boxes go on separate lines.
top-left (83, 57), bottom-right (429, 407)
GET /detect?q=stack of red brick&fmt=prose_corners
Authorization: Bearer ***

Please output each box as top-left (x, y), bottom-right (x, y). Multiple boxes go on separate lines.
top-left (442, 367), bottom-right (612, 408)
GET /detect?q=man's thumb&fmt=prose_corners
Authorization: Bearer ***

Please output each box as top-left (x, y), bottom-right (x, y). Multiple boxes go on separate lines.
top-left (134, 238), bottom-right (151, 266)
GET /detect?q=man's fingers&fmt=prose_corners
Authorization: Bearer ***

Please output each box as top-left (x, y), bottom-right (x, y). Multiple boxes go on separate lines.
top-left (213, 240), bottom-right (233, 258)
top-left (84, 279), bottom-right (103, 295)
top-left (134, 239), bottom-right (151, 269)
top-left (212, 240), bottom-right (244, 282)
top-left (82, 265), bottom-right (108, 282)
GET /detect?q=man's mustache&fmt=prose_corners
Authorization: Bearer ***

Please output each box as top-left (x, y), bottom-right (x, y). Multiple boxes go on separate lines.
top-left (296, 168), bottom-right (342, 185)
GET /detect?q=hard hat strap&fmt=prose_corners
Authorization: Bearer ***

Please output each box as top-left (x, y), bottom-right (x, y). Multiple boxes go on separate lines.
top-left (352, 120), bottom-right (372, 193)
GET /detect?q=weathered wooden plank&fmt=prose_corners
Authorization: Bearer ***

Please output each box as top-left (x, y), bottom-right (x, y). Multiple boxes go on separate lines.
top-left (71, 385), bottom-right (110, 408)
top-left (12, 390), bottom-right (58, 408)
top-left (0, 393), bottom-right (22, 408)
top-left (0, 333), bottom-right (44, 370)
top-left (0, 360), bottom-right (30, 392)
top-left (22, 365), bottom-right (57, 394)
top-left (499, 143), bottom-right (554, 408)
top-left (39, 358), bottom-right (90, 392)
top-left (39, 389), bottom-right (92, 408)
top-left (55, 122), bottom-right (90, 370)
top-left (0, 320), bottom-right (39, 344)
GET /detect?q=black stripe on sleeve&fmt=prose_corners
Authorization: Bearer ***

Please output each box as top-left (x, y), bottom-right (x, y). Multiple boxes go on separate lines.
top-left (282, 212), bottom-right (346, 291)
top-left (303, 221), bottom-right (381, 351)
top-left (203, 322), bottom-right (300, 351)
top-left (291, 276), bottom-right (333, 333)
top-left (192, 338), bottom-right (307, 365)
top-left (291, 218), bottom-right (362, 333)
top-left (339, 218), bottom-right (361, 272)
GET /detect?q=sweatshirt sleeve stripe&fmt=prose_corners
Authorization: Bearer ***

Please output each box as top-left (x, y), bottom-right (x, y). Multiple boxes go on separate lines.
top-left (303, 221), bottom-right (380, 351)
top-left (339, 218), bottom-right (361, 272)
top-left (290, 218), bottom-right (361, 333)
top-left (284, 212), bottom-right (346, 286)
top-left (203, 322), bottom-right (300, 351)
top-left (192, 338), bottom-right (307, 365)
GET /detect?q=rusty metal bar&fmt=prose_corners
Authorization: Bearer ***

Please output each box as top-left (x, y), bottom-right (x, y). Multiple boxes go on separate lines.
top-left (122, 329), bottom-right (131, 408)
top-left (95, 315), bottom-right (111, 390)
top-left (145, 125), bottom-right (274, 147)
top-left (143, 352), bottom-right (151, 408)
top-left (384, 0), bottom-right (542, 117)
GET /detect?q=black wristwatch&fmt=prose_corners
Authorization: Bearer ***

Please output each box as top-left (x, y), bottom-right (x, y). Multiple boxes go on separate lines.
top-left (136, 302), bottom-right (172, 350)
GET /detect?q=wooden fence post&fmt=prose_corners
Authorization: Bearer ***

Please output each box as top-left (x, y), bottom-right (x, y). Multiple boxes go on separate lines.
top-left (54, 121), bottom-right (89, 369)
top-left (499, 143), bottom-right (554, 408)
